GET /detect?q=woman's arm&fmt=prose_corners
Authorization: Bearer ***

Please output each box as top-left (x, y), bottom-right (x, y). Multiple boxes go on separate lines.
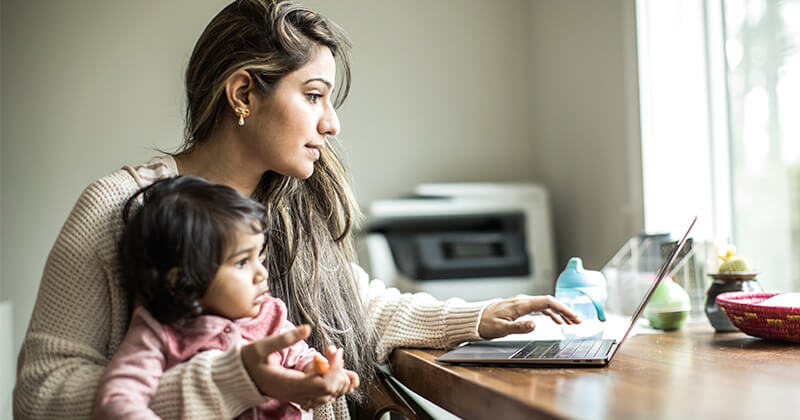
top-left (353, 264), bottom-right (489, 361)
top-left (354, 264), bottom-right (580, 361)
top-left (14, 174), bottom-right (135, 419)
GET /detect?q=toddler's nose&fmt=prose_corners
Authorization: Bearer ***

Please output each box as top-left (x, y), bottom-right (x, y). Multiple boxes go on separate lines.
top-left (255, 265), bottom-right (268, 283)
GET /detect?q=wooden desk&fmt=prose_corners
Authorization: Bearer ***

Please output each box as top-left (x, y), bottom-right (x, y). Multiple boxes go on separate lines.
top-left (389, 325), bottom-right (800, 420)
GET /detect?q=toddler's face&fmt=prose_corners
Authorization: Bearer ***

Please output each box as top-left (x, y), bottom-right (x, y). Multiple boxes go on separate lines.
top-left (200, 229), bottom-right (268, 319)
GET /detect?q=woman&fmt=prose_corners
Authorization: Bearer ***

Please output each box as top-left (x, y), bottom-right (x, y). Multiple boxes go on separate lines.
top-left (13, 1), bottom-right (579, 419)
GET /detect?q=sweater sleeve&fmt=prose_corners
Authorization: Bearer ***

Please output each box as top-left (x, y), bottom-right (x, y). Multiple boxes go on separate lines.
top-left (149, 344), bottom-right (266, 419)
top-left (352, 264), bottom-right (495, 362)
top-left (13, 169), bottom-right (267, 420)
top-left (92, 308), bottom-right (168, 420)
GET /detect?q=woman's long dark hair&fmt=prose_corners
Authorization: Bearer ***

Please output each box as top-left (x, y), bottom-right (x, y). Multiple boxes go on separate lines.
top-left (118, 175), bottom-right (267, 325)
top-left (180, 0), bottom-right (376, 402)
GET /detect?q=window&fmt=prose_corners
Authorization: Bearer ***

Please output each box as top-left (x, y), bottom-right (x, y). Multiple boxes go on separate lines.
top-left (724, 0), bottom-right (800, 292)
top-left (637, 0), bottom-right (800, 291)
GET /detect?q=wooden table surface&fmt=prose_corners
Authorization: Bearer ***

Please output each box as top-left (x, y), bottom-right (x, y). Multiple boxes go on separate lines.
top-left (389, 324), bottom-right (800, 420)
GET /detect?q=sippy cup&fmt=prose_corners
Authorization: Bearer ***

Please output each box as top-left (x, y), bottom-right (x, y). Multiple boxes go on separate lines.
top-left (555, 257), bottom-right (607, 340)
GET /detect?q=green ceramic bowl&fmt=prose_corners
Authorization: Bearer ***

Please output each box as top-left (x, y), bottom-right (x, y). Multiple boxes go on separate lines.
top-left (647, 310), bottom-right (689, 330)
top-left (645, 277), bottom-right (691, 330)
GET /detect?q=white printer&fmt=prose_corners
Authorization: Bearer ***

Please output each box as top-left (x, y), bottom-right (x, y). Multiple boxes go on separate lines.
top-left (358, 183), bottom-right (556, 301)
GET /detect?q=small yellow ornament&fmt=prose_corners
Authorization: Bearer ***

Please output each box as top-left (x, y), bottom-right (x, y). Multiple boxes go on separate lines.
top-left (717, 246), bottom-right (751, 273)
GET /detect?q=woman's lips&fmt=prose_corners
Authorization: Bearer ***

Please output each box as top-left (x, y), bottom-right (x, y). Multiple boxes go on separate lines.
top-left (306, 144), bottom-right (323, 160)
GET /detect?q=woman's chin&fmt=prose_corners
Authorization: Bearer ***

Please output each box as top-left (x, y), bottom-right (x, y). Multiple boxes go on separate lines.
top-left (273, 163), bottom-right (315, 180)
top-left (295, 166), bottom-right (315, 179)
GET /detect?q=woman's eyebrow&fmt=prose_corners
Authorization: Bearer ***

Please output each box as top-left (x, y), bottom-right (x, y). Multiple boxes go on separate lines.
top-left (304, 77), bottom-right (332, 88)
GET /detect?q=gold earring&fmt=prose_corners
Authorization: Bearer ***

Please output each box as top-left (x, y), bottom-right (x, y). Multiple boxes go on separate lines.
top-left (235, 106), bottom-right (250, 126)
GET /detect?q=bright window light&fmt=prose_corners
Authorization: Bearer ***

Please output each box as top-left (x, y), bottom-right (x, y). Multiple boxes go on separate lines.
top-left (637, 0), bottom-right (800, 291)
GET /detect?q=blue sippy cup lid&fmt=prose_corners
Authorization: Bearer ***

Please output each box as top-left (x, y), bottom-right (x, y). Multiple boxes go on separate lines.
top-left (557, 257), bottom-right (605, 288)
top-left (557, 257), bottom-right (606, 321)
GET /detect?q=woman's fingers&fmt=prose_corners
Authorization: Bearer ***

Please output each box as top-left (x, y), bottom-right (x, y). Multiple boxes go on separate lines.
top-left (479, 295), bottom-right (583, 339)
top-left (242, 325), bottom-right (349, 404)
top-left (541, 308), bottom-right (560, 324)
top-left (541, 297), bottom-right (581, 324)
top-left (541, 307), bottom-right (580, 325)
top-left (252, 325), bottom-right (311, 360)
top-left (346, 370), bottom-right (360, 392)
top-left (327, 347), bottom-right (344, 370)
top-left (519, 296), bottom-right (581, 324)
top-left (323, 347), bottom-right (349, 396)
top-left (240, 339), bottom-right (356, 407)
top-left (503, 318), bottom-right (536, 334)
top-left (314, 347), bottom-right (362, 397)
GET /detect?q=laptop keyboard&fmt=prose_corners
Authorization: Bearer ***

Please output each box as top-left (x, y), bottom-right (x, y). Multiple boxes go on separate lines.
top-left (510, 339), bottom-right (615, 360)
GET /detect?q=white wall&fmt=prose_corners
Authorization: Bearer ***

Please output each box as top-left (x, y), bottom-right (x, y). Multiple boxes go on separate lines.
top-left (0, 0), bottom-right (643, 393)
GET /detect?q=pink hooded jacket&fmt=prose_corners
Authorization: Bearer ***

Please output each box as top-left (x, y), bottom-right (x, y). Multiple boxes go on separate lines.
top-left (93, 297), bottom-right (317, 420)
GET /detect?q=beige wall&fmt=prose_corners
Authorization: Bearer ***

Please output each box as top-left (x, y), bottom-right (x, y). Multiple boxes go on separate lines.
top-left (305, 0), bottom-right (537, 202)
top-left (0, 0), bottom-right (228, 358)
top-left (0, 0), bottom-right (642, 368)
top-left (1, 2), bottom-right (11, 418)
top-left (0, 0), bottom-right (4, 302)
top-left (529, 1), bottom-right (643, 270)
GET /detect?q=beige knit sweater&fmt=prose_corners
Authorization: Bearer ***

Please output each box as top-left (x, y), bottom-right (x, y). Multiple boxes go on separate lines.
top-left (14, 156), bottom-right (489, 420)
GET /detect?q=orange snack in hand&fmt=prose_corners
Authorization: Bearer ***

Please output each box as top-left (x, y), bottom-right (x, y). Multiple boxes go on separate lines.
top-left (312, 354), bottom-right (329, 375)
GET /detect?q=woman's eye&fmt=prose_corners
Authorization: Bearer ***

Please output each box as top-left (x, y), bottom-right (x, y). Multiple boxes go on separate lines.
top-left (306, 93), bottom-right (322, 104)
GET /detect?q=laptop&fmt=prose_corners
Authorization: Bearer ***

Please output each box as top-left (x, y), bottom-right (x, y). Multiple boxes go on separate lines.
top-left (436, 216), bottom-right (697, 367)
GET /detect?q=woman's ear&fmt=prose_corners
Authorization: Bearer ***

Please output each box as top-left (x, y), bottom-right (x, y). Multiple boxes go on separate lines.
top-left (224, 69), bottom-right (255, 112)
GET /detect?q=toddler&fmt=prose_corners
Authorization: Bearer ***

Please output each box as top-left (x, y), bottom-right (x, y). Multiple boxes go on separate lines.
top-left (92, 175), bottom-right (357, 420)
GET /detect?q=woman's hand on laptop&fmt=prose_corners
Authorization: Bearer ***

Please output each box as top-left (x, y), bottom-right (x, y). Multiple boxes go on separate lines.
top-left (478, 295), bottom-right (581, 339)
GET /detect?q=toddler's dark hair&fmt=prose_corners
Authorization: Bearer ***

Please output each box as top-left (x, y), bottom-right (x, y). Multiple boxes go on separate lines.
top-left (118, 175), bottom-right (267, 324)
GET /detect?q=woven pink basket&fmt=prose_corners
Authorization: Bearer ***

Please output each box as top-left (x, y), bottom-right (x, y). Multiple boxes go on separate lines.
top-left (716, 292), bottom-right (800, 343)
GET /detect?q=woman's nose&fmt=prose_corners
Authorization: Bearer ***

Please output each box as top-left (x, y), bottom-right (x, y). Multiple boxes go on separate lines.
top-left (318, 103), bottom-right (340, 137)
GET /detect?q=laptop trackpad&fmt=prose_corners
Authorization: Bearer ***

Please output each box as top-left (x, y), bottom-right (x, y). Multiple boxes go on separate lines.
top-left (437, 341), bottom-right (525, 362)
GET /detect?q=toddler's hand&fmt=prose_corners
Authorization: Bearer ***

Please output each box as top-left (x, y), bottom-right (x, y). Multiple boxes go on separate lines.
top-left (242, 325), bottom-right (336, 409)
top-left (322, 346), bottom-right (360, 395)
top-left (301, 346), bottom-right (360, 409)
top-left (311, 354), bottom-right (329, 375)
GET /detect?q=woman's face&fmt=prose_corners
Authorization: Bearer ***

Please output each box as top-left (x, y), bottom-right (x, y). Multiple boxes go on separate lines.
top-left (247, 45), bottom-right (341, 179)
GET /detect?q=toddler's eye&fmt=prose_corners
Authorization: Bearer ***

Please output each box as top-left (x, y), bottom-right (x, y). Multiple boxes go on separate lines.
top-left (235, 258), bottom-right (248, 268)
